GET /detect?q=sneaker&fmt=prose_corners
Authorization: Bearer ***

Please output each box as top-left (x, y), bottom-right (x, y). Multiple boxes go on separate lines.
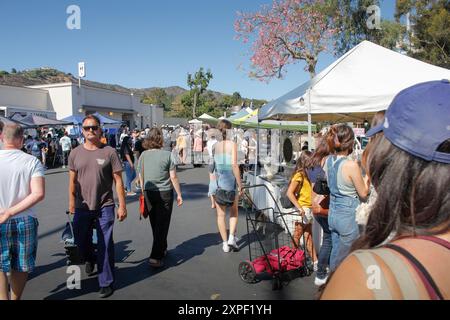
top-left (99, 285), bottom-right (114, 298)
top-left (227, 235), bottom-right (239, 251)
top-left (126, 191), bottom-right (137, 197)
top-left (85, 261), bottom-right (95, 276)
top-left (222, 242), bottom-right (230, 253)
top-left (314, 276), bottom-right (328, 286)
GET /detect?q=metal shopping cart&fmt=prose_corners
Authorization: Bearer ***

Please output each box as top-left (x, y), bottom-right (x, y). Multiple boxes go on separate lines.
top-left (238, 184), bottom-right (313, 290)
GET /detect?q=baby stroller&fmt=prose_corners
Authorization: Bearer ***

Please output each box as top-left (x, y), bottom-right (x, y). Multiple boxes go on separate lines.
top-left (62, 211), bottom-right (97, 266)
top-left (238, 184), bottom-right (313, 290)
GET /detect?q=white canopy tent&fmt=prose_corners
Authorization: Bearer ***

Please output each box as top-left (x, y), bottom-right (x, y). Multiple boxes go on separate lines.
top-left (198, 113), bottom-right (219, 125)
top-left (188, 119), bottom-right (203, 124)
top-left (259, 41), bottom-right (450, 144)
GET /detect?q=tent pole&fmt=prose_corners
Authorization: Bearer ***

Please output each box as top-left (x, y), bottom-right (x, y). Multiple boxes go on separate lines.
top-left (308, 88), bottom-right (312, 151)
top-left (255, 121), bottom-right (259, 179)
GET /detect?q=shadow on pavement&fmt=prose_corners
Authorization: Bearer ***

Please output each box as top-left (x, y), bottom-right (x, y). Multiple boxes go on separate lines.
top-left (42, 234), bottom-right (221, 299)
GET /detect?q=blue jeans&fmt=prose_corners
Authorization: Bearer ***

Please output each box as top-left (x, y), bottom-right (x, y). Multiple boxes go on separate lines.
top-left (314, 215), bottom-right (332, 279)
top-left (124, 161), bottom-right (136, 192)
top-left (74, 206), bottom-right (115, 288)
top-left (328, 196), bottom-right (359, 272)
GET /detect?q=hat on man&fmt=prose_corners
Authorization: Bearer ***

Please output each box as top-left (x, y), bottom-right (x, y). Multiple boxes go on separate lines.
top-left (366, 79), bottom-right (450, 164)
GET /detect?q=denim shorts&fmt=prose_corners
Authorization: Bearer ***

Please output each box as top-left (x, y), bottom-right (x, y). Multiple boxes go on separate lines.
top-left (0, 216), bottom-right (39, 273)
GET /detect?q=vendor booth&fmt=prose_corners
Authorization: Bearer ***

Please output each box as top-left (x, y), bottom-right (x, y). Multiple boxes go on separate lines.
top-left (246, 40), bottom-right (450, 251)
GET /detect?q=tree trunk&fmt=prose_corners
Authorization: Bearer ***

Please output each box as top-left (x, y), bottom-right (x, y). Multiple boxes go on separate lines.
top-left (193, 91), bottom-right (198, 119)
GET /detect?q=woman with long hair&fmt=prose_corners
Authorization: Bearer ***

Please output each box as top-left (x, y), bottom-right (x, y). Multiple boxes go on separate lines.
top-left (120, 135), bottom-right (137, 196)
top-left (286, 151), bottom-right (318, 266)
top-left (138, 128), bottom-right (183, 268)
top-left (210, 120), bottom-right (243, 253)
top-left (322, 80), bottom-right (450, 299)
top-left (307, 135), bottom-right (332, 286)
top-left (324, 124), bottom-right (370, 272)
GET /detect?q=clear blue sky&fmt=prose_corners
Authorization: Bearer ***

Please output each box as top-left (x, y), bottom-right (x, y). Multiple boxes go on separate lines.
top-left (0, 0), bottom-right (395, 101)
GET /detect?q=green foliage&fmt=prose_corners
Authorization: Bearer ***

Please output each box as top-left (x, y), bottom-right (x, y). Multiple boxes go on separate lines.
top-left (187, 67), bottom-right (214, 118)
top-left (398, 0), bottom-right (450, 68)
top-left (11, 68), bottom-right (17, 74)
top-left (141, 88), bottom-right (171, 110)
top-left (332, 0), bottom-right (449, 68)
top-left (0, 70), bottom-right (9, 77)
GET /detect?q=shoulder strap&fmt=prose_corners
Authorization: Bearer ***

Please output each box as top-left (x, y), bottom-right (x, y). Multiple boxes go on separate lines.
top-left (352, 250), bottom-right (393, 300)
top-left (399, 235), bottom-right (450, 250)
top-left (372, 248), bottom-right (420, 300)
top-left (385, 244), bottom-right (444, 300)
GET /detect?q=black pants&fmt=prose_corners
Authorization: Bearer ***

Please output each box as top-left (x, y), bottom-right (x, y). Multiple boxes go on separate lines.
top-left (145, 190), bottom-right (174, 260)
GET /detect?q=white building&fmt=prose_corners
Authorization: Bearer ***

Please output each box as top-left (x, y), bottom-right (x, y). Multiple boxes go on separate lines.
top-left (0, 82), bottom-right (163, 129)
top-left (0, 84), bottom-right (56, 119)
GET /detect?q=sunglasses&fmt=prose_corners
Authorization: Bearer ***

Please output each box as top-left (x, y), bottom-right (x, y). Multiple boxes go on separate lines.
top-left (83, 126), bottom-right (100, 131)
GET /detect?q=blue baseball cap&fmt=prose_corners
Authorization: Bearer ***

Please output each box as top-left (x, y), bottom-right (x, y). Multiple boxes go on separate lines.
top-left (366, 79), bottom-right (450, 164)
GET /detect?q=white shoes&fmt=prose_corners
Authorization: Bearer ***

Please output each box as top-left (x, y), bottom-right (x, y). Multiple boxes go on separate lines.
top-left (222, 242), bottom-right (230, 253)
top-left (314, 276), bottom-right (328, 286)
top-left (228, 235), bottom-right (239, 251)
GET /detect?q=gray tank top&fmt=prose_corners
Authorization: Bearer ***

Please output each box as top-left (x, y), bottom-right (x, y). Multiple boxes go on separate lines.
top-left (325, 156), bottom-right (358, 198)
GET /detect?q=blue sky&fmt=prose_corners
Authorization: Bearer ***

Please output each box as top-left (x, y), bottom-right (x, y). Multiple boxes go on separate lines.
top-left (0, 0), bottom-right (395, 101)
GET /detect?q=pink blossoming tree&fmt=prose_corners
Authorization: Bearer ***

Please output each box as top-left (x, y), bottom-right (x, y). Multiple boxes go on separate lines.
top-left (235, 0), bottom-right (336, 81)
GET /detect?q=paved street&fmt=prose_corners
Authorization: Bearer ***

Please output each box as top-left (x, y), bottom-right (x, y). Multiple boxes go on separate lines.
top-left (23, 166), bottom-right (317, 300)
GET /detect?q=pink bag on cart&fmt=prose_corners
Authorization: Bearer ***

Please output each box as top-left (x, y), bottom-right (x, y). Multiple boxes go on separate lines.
top-left (251, 246), bottom-right (305, 274)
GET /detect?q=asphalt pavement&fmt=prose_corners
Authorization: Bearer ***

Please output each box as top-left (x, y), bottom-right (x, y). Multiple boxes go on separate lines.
top-left (22, 165), bottom-right (317, 300)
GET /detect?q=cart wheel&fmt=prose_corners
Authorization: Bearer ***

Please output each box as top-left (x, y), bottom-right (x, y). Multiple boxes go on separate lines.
top-left (272, 277), bottom-right (282, 291)
top-left (238, 261), bottom-right (257, 284)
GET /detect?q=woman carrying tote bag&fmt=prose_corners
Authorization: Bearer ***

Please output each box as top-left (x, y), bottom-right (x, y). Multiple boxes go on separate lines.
top-left (138, 128), bottom-right (183, 268)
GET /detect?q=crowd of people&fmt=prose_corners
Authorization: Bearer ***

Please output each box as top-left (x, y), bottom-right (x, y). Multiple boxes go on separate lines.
top-left (0, 80), bottom-right (448, 300)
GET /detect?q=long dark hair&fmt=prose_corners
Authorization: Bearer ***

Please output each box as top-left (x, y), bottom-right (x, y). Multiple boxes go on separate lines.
top-left (120, 135), bottom-right (131, 156)
top-left (353, 136), bottom-right (450, 250)
top-left (310, 136), bottom-right (331, 168)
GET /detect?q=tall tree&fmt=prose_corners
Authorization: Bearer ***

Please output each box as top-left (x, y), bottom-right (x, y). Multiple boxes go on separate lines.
top-left (396, 0), bottom-right (450, 68)
top-left (187, 67), bottom-right (213, 118)
top-left (235, 0), bottom-right (337, 81)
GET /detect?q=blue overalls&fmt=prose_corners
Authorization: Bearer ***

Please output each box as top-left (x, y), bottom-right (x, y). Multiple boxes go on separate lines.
top-left (326, 156), bottom-right (360, 271)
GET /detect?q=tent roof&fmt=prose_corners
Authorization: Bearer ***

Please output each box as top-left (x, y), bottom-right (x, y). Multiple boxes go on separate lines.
top-left (259, 40), bottom-right (450, 122)
top-left (231, 110), bottom-right (316, 132)
top-left (60, 115), bottom-right (85, 125)
top-left (227, 107), bottom-right (253, 121)
top-left (198, 113), bottom-right (219, 125)
top-left (188, 119), bottom-right (202, 124)
top-left (0, 116), bottom-right (32, 128)
top-left (92, 112), bottom-right (122, 125)
top-left (14, 114), bottom-right (71, 127)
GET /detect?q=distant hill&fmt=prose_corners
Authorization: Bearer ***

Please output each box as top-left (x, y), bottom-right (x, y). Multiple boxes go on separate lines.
top-left (0, 67), bottom-right (267, 117)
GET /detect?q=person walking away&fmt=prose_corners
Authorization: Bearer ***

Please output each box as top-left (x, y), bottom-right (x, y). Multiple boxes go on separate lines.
top-left (286, 151), bottom-right (318, 267)
top-left (211, 120), bottom-right (243, 253)
top-left (0, 120), bottom-right (3, 149)
top-left (321, 80), bottom-right (450, 300)
top-left (138, 128), bottom-right (183, 268)
top-left (68, 115), bottom-right (127, 298)
top-left (0, 124), bottom-right (45, 300)
top-left (324, 124), bottom-right (370, 272)
top-left (193, 132), bottom-right (203, 166)
top-left (307, 136), bottom-right (332, 286)
top-left (59, 131), bottom-right (72, 168)
top-left (120, 136), bottom-right (137, 197)
top-left (207, 132), bottom-right (219, 209)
